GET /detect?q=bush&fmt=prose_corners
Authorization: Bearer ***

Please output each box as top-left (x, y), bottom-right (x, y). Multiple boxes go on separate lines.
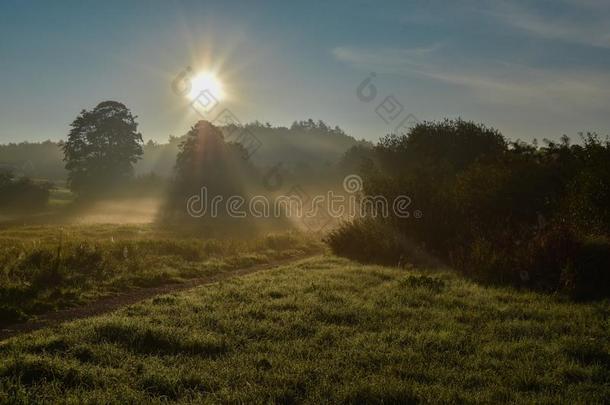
top-left (519, 225), bottom-right (579, 290)
top-left (560, 237), bottom-right (610, 300)
top-left (325, 219), bottom-right (404, 265)
top-left (0, 171), bottom-right (51, 211)
top-left (325, 219), bottom-right (434, 267)
top-left (330, 119), bottom-right (610, 299)
top-left (452, 224), bottom-right (577, 288)
top-left (560, 134), bottom-right (610, 235)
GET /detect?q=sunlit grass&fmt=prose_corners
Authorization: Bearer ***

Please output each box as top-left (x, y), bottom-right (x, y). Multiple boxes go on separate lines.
top-left (0, 255), bottom-right (608, 403)
top-left (0, 225), bottom-right (324, 324)
top-left (47, 187), bottom-right (75, 207)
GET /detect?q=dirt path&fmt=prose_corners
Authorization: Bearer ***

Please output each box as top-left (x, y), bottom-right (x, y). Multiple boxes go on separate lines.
top-left (0, 256), bottom-right (312, 342)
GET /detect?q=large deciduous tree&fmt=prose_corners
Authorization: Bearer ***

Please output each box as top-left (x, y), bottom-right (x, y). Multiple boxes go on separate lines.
top-left (168, 120), bottom-right (252, 210)
top-left (63, 101), bottom-right (143, 195)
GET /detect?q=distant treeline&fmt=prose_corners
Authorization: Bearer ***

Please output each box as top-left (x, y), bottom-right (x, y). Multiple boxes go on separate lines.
top-left (0, 120), bottom-right (367, 182)
top-left (0, 141), bottom-right (65, 181)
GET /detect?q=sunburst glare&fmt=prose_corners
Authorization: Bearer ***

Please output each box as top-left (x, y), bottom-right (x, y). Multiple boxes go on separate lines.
top-left (187, 71), bottom-right (224, 101)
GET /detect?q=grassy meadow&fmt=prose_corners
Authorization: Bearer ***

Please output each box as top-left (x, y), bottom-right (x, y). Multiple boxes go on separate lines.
top-left (0, 224), bottom-right (323, 325)
top-left (3, 1), bottom-right (610, 402)
top-left (1, 255), bottom-right (608, 403)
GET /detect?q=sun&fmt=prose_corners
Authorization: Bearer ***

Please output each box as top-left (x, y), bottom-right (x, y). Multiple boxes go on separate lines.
top-left (187, 71), bottom-right (224, 101)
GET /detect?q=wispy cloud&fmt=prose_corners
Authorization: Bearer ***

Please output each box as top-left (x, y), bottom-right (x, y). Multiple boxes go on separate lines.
top-left (332, 44), bottom-right (610, 109)
top-left (482, 0), bottom-right (610, 48)
top-left (332, 44), bottom-right (441, 73)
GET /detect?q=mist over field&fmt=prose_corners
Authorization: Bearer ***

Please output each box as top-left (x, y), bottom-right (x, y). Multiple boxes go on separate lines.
top-left (1, 1), bottom-right (609, 403)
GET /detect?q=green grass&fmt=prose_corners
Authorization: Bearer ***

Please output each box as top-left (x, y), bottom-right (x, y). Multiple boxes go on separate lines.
top-left (1, 255), bottom-right (608, 403)
top-left (48, 186), bottom-right (75, 207)
top-left (0, 225), bottom-right (324, 324)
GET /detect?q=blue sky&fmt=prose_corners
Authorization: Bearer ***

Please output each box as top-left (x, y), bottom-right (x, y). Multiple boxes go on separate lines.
top-left (1, 0), bottom-right (610, 143)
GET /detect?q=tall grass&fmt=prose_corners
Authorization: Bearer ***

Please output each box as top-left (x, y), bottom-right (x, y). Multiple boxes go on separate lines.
top-left (0, 225), bottom-right (324, 324)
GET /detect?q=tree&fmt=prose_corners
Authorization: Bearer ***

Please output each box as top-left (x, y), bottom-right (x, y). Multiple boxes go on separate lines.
top-left (375, 119), bottom-right (507, 177)
top-left (63, 101), bottom-right (143, 195)
top-left (167, 120), bottom-right (254, 215)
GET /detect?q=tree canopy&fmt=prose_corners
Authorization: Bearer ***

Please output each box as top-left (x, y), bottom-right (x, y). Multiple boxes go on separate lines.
top-left (63, 101), bottom-right (143, 195)
top-left (167, 120), bottom-right (255, 215)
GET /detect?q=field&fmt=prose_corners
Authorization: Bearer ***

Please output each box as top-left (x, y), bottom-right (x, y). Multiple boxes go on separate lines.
top-left (1, 255), bottom-right (608, 403)
top-left (3, 0), bottom-right (610, 402)
top-left (0, 225), bottom-right (324, 325)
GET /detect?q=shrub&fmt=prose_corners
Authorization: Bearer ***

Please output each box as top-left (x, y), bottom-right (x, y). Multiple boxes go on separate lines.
top-left (519, 224), bottom-right (579, 291)
top-left (330, 119), bottom-right (610, 299)
top-left (560, 237), bottom-right (610, 300)
top-left (0, 171), bottom-right (51, 211)
top-left (325, 219), bottom-right (403, 265)
top-left (263, 233), bottom-right (299, 251)
top-left (560, 135), bottom-right (610, 235)
top-left (325, 219), bottom-right (433, 267)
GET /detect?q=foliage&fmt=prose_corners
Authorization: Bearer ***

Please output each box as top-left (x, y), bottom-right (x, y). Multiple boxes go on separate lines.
top-left (332, 119), bottom-right (610, 299)
top-left (558, 133), bottom-right (610, 235)
top-left (173, 121), bottom-right (251, 195)
top-left (163, 120), bottom-right (256, 220)
top-left (0, 140), bottom-right (66, 181)
top-left (2, 119), bottom-right (364, 184)
top-left (374, 119), bottom-right (506, 175)
top-left (325, 218), bottom-right (432, 267)
top-left (0, 171), bottom-right (51, 212)
top-left (63, 101), bottom-right (143, 196)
